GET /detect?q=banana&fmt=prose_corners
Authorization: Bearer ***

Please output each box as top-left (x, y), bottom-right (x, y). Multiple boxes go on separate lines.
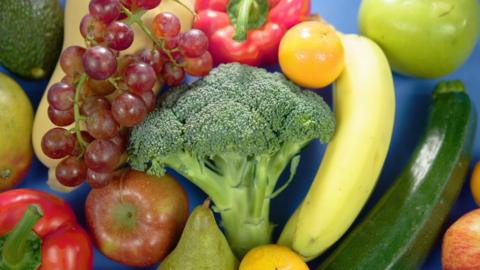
top-left (278, 34), bottom-right (396, 261)
top-left (32, 0), bottom-right (195, 191)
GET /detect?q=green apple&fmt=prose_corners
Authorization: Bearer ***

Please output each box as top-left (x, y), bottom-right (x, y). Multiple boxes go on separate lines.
top-left (359, 0), bottom-right (480, 78)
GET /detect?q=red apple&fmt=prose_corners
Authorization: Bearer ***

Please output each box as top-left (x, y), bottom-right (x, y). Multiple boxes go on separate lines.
top-left (442, 209), bottom-right (480, 270)
top-left (85, 170), bottom-right (189, 267)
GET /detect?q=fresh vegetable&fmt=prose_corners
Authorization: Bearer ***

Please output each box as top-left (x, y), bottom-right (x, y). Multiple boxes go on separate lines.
top-left (85, 170), bottom-right (189, 267)
top-left (193, 0), bottom-right (310, 66)
top-left (279, 21), bottom-right (344, 88)
top-left (0, 189), bottom-right (93, 270)
top-left (442, 208), bottom-right (480, 270)
top-left (239, 245), bottom-right (309, 270)
top-left (128, 63), bottom-right (335, 256)
top-left (471, 162), bottom-right (480, 205)
top-left (158, 201), bottom-right (238, 270)
top-left (31, 0), bottom-right (197, 190)
top-left (279, 34), bottom-right (395, 260)
top-left (0, 0), bottom-right (63, 79)
top-left (319, 80), bottom-right (477, 270)
top-left (0, 73), bottom-right (34, 191)
top-left (359, 0), bottom-right (480, 78)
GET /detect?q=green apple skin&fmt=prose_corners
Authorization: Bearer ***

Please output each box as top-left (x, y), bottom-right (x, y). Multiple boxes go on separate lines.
top-left (359, 0), bottom-right (480, 78)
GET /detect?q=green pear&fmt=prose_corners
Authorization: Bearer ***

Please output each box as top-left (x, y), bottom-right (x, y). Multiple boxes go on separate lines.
top-left (158, 201), bottom-right (239, 270)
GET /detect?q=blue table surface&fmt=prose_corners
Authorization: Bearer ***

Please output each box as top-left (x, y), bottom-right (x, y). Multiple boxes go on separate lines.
top-left (1, 0), bottom-right (479, 269)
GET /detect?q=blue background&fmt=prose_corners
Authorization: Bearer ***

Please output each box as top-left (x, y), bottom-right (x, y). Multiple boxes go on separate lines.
top-left (1, 0), bottom-right (479, 269)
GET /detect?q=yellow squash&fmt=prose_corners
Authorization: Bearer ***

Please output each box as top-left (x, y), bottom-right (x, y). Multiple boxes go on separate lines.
top-left (32, 0), bottom-right (195, 190)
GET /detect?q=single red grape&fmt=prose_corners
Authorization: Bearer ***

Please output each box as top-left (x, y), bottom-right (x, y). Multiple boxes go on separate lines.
top-left (84, 139), bottom-right (121, 172)
top-left (47, 82), bottom-right (75, 111)
top-left (138, 90), bottom-right (156, 112)
top-left (86, 109), bottom-right (120, 139)
top-left (105, 21), bottom-right (134, 51)
top-left (162, 62), bottom-right (185, 86)
top-left (152, 12), bottom-right (181, 38)
top-left (184, 51), bottom-right (213, 77)
top-left (89, 0), bottom-right (121, 24)
top-left (41, 128), bottom-right (76, 159)
top-left (111, 92), bottom-right (148, 127)
top-left (48, 106), bottom-right (74, 126)
top-left (87, 169), bottom-right (114, 188)
top-left (60, 46), bottom-right (86, 76)
top-left (80, 15), bottom-right (106, 43)
top-left (136, 0), bottom-right (161, 9)
top-left (81, 96), bottom-right (111, 116)
top-left (178, 29), bottom-right (209, 58)
top-left (137, 48), bottom-right (163, 74)
top-left (124, 62), bottom-right (157, 93)
top-left (82, 46), bottom-right (117, 80)
top-left (56, 157), bottom-right (87, 187)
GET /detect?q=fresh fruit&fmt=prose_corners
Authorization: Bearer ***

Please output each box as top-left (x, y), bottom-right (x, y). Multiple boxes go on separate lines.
top-left (152, 12), bottom-right (181, 38)
top-left (319, 81), bottom-right (477, 269)
top-left (82, 46), bottom-right (118, 80)
top-left (0, 73), bottom-right (34, 190)
top-left (193, 0), bottom-right (311, 66)
top-left (239, 245), bottom-right (309, 270)
top-left (0, 0), bottom-right (63, 79)
top-left (158, 202), bottom-right (238, 270)
top-left (442, 209), bottom-right (480, 270)
top-left (359, 0), bottom-right (480, 78)
top-left (105, 21), bottom-right (134, 51)
top-left (32, 0), bottom-right (198, 189)
top-left (41, 128), bottom-right (76, 159)
top-left (471, 162), bottom-right (480, 205)
top-left (279, 21), bottom-right (345, 89)
top-left (0, 189), bottom-right (93, 270)
top-left (278, 34), bottom-right (395, 260)
top-left (86, 170), bottom-right (189, 267)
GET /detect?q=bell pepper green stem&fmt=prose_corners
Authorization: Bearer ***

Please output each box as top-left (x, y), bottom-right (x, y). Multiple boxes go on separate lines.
top-left (234, 0), bottom-right (255, 41)
top-left (2, 206), bottom-right (42, 267)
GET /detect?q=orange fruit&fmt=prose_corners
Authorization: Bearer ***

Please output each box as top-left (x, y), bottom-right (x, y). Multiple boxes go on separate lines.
top-left (279, 20), bottom-right (344, 89)
top-left (470, 162), bottom-right (480, 205)
top-left (239, 244), bottom-right (309, 270)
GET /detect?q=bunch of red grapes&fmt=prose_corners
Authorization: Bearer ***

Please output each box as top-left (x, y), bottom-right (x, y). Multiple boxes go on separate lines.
top-left (41, 0), bottom-right (212, 189)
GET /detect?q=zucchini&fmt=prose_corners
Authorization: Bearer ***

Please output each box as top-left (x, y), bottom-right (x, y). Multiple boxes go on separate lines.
top-left (319, 80), bottom-right (477, 270)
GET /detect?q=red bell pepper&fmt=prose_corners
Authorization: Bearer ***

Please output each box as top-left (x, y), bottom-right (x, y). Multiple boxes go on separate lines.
top-left (193, 0), bottom-right (310, 66)
top-left (0, 189), bottom-right (93, 270)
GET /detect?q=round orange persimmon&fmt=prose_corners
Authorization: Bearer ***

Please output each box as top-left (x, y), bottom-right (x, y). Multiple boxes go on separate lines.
top-left (279, 20), bottom-right (344, 89)
top-left (239, 244), bottom-right (309, 270)
top-left (470, 162), bottom-right (480, 205)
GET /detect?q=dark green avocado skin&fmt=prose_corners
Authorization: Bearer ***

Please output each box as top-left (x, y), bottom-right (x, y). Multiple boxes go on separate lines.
top-left (0, 0), bottom-right (64, 79)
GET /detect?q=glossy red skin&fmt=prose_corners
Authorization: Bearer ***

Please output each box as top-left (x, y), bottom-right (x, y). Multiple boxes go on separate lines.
top-left (193, 0), bottom-right (310, 66)
top-left (85, 170), bottom-right (189, 267)
top-left (442, 209), bottom-right (480, 270)
top-left (0, 189), bottom-right (93, 270)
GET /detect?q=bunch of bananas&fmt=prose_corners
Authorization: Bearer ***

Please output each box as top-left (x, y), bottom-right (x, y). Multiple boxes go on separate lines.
top-left (279, 34), bottom-right (396, 261)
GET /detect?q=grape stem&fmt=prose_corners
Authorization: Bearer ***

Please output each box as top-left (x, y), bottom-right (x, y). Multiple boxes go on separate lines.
top-left (107, 77), bottom-right (122, 91)
top-left (121, 6), bottom-right (180, 66)
top-left (74, 73), bottom-right (88, 150)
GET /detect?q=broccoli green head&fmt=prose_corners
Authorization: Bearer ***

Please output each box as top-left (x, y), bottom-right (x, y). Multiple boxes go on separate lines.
top-left (127, 63), bottom-right (335, 256)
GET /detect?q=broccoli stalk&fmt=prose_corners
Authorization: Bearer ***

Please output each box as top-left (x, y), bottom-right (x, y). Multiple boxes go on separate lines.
top-left (128, 63), bottom-right (335, 257)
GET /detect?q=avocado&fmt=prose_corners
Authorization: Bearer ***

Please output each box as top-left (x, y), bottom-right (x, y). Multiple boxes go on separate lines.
top-left (0, 0), bottom-right (64, 79)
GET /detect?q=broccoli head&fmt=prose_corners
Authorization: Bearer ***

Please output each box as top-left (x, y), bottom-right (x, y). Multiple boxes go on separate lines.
top-left (128, 63), bottom-right (335, 256)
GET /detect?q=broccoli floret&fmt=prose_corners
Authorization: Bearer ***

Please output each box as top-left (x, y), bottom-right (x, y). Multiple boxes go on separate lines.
top-left (128, 63), bottom-right (335, 257)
